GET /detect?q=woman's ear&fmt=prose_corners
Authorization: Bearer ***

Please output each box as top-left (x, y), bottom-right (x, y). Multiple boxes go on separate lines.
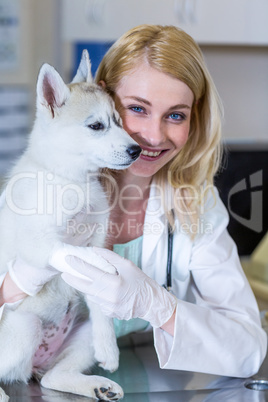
top-left (98, 80), bottom-right (106, 88)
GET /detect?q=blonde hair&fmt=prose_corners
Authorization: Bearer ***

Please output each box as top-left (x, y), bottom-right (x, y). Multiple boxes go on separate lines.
top-left (95, 25), bottom-right (223, 233)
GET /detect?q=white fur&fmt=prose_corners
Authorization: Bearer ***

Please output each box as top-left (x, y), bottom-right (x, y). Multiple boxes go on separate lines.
top-left (0, 50), bottom-right (140, 400)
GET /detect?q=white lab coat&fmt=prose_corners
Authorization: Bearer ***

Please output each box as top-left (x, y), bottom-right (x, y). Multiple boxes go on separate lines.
top-left (0, 184), bottom-right (267, 377)
top-left (141, 183), bottom-right (267, 377)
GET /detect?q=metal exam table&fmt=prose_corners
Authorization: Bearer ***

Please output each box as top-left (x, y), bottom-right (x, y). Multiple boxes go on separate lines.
top-left (1, 330), bottom-right (268, 401)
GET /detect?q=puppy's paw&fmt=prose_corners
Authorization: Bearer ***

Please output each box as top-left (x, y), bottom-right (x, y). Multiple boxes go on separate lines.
top-left (41, 371), bottom-right (123, 400)
top-left (95, 345), bottom-right (119, 373)
top-left (94, 381), bottom-right (123, 401)
top-left (98, 360), bottom-right (119, 373)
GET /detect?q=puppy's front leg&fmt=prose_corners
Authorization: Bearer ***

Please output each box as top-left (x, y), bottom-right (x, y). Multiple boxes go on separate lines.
top-left (87, 300), bottom-right (119, 373)
top-left (0, 310), bottom-right (43, 383)
top-left (41, 320), bottom-right (123, 400)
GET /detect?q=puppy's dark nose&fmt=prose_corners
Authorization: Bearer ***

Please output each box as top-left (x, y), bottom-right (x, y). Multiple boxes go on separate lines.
top-left (127, 145), bottom-right (141, 161)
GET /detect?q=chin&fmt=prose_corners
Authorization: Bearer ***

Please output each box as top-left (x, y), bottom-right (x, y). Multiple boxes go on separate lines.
top-left (127, 162), bottom-right (162, 179)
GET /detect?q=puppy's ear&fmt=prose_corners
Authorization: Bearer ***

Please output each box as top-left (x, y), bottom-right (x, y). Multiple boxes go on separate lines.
top-left (71, 49), bottom-right (93, 84)
top-left (37, 64), bottom-right (70, 118)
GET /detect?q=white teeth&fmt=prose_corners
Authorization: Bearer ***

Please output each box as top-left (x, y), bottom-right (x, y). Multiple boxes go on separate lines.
top-left (141, 149), bottom-right (161, 157)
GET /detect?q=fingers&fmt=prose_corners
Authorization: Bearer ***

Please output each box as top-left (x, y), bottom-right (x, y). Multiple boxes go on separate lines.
top-left (61, 269), bottom-right (111, 297)
top-left (65, 255), bottom-right (112, 281)
top-left (75, 247), bottom-right (116, 273)
top-left (49, 244), bottom-right (118, 276)
top-left (49, 250), bottom-right (89, 280)
top-left (92, 246), bottom-right (126, 265)
top-left (61, 273), bottom-right (91, 293)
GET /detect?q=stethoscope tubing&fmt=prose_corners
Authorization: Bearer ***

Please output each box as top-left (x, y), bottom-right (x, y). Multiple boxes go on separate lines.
top-left (166, 221), bottom-right (173, 290)
top-left (165, 209), bottom-right (174, 291)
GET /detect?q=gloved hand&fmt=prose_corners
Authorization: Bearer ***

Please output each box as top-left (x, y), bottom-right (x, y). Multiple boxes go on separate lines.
top-left (8, 257), bottom-right (59, 297)
top-left (49, 244), bottom-right (177, 328)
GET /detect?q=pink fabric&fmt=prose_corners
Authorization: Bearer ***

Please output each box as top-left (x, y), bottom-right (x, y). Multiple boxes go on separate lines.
top-left (32, 309), bottom-right (74, 370)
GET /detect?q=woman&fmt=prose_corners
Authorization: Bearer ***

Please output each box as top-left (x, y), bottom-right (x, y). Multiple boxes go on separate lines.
top-left (1, 25), bottom-right (267, 377)
top-left (53, 24), bottom-right (266, 376)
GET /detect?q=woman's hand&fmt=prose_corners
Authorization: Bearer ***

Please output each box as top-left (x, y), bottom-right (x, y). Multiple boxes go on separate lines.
top-left (1, 258), bottom-right (59, 306)
top-left (49, 244), bottom-right (177, 329)
top-left (8, 257), bottom-right (59, 297)
top-left (0, 272), bottom-right (27, 306)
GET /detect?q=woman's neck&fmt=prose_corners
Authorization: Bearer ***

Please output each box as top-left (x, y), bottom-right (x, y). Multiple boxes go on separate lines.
top-left (116, 170), bottom-right (152, 197)
top-left (106, 170), bottom-right (152, 245)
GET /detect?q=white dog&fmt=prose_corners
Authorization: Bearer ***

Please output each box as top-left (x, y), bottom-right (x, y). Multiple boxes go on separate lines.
top-left (0, 50), bottom-right (141, 400)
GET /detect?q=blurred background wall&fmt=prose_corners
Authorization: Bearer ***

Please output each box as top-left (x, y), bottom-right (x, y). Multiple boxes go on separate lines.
top-left (1, 0), bottom-right (267, 141)
top-left (61, 0), bottom-right (268, 144)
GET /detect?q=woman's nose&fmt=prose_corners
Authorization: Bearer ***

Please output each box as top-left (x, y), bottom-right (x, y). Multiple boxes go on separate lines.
top-left (141, 118), bottom-right (166, 146)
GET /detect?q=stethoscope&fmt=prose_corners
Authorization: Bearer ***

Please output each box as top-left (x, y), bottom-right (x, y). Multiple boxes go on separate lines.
top-left (164, 211), bottom-right (174, 292)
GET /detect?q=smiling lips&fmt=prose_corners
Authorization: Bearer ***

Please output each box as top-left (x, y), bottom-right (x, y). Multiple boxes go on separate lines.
top-left (141, 149), bottom-right (161, 157)
top-left (140, 148), bottom-right (167, 160)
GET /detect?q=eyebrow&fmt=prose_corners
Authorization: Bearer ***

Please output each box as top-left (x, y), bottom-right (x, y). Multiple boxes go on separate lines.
top-left (124, 96), bottom-right (191, 110)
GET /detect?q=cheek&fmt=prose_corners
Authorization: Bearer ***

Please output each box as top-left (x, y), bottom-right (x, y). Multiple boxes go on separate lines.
top-left (171, 125), bottom-right (190, 149)
top-left (121, 114), bottom-right (141, 135)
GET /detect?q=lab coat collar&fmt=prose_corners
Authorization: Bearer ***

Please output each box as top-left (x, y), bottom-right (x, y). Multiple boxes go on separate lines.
top-left (145, 178), bottom-right (175, 219)
top-left (141, 179), bottom-right (172, 277)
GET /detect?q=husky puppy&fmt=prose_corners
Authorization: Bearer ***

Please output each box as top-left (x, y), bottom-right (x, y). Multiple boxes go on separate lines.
top-left (0, 50), bottom-right (141, 400)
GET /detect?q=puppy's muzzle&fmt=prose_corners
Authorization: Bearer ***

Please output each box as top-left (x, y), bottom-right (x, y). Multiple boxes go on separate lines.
top-left (126, 145), bottom-right (141, 161)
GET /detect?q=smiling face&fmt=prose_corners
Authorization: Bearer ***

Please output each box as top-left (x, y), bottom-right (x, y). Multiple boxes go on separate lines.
top-left (114, 62), bottom-right (194, 179)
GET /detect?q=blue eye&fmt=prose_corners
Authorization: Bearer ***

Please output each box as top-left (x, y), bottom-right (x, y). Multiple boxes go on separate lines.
top-left (130, 106), bottom-right (143, 113)
top-left (169, 113), bottom-right (185, 121)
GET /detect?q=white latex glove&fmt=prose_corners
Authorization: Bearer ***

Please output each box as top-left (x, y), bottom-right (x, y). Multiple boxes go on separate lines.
top-left (8, 258), bottom-right (59, 297)
top-left (49, 244), bottom-right (177, 328)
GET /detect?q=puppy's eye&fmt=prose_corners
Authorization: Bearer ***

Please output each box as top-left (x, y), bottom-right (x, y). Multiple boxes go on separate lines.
top-left (88, 122), bottom-right (104, 130)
